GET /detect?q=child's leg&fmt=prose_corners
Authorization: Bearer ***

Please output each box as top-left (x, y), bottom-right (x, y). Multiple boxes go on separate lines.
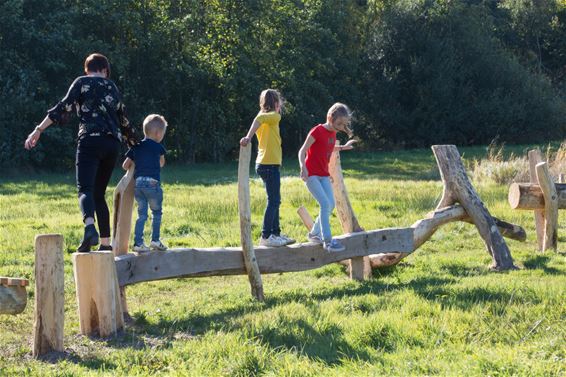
top-left (133, 186), bottom-right (149, 246)
top-left (256, 165), bottom-right (281, 239)
top-left (148, 184), bottom-right (164, 242)
top-left (305, 176), bottom-right (334, 242)
top-left (271, 167), bottom-right (281, 236)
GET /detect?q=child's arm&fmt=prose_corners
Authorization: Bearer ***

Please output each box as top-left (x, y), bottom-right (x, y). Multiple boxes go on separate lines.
top-left (239, 117), bottom-right (261, 146)
top-left (122, 157), bottom-right (133, 170)
top-left (160, 155), bottom-right (165, 167)
top-left (334, 138), bottom-right (358, 152)
top-left (298, 134), bottom-right (316, 181)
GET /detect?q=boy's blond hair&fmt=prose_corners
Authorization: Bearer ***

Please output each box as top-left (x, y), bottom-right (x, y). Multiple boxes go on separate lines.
top-left (143, 114), bottom-right (168, 136)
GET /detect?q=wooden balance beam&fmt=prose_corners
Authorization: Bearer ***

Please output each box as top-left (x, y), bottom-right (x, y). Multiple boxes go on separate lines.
top-left (114, 227), bottom-right (413, 286)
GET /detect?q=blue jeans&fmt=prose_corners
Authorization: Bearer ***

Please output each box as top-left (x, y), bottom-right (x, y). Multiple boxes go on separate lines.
top-left (305, 176), bottom-right (335, 242)
top-left (256, 164), bottom-right (281, 239)
top-left (134, 176), bottom-right (163, 245)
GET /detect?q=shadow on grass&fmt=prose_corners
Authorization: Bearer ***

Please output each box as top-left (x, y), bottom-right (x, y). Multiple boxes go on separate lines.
top-left (522, 255), bottom-right (562, 275)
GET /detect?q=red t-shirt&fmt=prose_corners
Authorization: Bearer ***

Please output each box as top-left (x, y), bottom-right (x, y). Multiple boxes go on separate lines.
top-left (305, 124), bottom-right (336, 177)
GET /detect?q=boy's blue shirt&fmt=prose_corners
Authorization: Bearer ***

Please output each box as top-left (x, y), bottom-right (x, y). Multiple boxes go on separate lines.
top-left (125, 138), bottom-right (166, 181)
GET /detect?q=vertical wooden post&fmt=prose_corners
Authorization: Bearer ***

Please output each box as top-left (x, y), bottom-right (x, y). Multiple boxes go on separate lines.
top-left (528, 149), bottom-right (545, 251)
top-left (73, 251), bottom-right (124, 337)
top-left (112, 165), bottom-right (135, 317)
top-left (238, 144), bottom-right (264, 301)
top-left (33, 234), bottom-right (64, 357)
top-left (559, 174), bottom-right (565, 184)
top-left (328, 143), bottom-right (372, 280)
top-left (297, 206), bottom-right (315, 230)
top-left (535, 162), bottom-right (558, 251)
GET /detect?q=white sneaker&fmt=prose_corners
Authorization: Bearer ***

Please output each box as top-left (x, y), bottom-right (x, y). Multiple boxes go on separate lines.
top-left (277, 234), bottom-right (296, 245)
top-left (133, 243), bottom-right (150, 253)
top-left (259, 235), bottom-right (287, 247)
top-left (150, 240), bottom-right (167, 251)
top-left (307, 232), bottom-right (324, 244)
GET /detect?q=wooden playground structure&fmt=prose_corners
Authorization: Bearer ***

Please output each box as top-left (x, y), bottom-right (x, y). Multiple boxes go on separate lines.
top-left (1, 144), bottom-right (528, 357)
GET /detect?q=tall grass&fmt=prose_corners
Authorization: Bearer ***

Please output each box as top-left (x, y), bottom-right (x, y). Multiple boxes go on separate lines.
top-left (0, 147), bottom-right (564, 376)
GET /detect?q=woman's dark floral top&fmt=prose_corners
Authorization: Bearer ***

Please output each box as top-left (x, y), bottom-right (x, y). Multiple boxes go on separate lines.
top-left (47, 76), bottom-right (138, 146)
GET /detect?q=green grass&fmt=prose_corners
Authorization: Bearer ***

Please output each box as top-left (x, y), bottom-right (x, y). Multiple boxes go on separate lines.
top-left (0, 147), bottom-right (565, 376)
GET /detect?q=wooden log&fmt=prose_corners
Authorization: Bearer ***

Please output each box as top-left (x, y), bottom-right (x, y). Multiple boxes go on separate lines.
top-left (508, 182), bottom-right (566, 210)
top-left (366, 204), bottom-right (526, 269)
top-left (73, 251), bottom-right (124, 337)
top-left (297, 206), bottom-right (314, 230)
top-left (432, 145), bottom-right (516, 270)
top-left (112, 165), bottom-right (135, 317)
top-left (115, 227), bottom-right (414, 286)
top-left (329, 144), bottom-right (372, 280)
top-left (238, 144), bottom-right (264, 301)
top-left (0, 277), bottom-right (29, 315)
top-left (112, 164), bottom-right (135, 255)
top-left (536, 162), bottom-right (558, 251)
top-left (33, 234), bottom-right (64, 357)
top-left (529, 149), bottom-right (545, 251)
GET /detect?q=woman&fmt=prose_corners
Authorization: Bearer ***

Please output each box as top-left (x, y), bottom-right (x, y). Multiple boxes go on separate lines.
top-left (24, 53), bottom-right (138, 252)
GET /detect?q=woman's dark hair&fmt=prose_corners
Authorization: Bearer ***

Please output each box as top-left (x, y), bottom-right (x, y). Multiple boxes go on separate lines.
top-left (84, 53), bottom-right (111, 77)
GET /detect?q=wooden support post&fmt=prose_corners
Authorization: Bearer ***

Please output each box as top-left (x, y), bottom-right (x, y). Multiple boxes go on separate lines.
top-left (33, 234), bottom-right (64, 357)
top-left (73, 251), bottom-right (124, 337)
top-left (329, 144), bottom-right (372, 280)
top-left (535, 162), bottom-right (558, 251)
top-left (0, 277), bottom-right (28, 315)
top-left (559, 174), bottom-right (565, 184)
top-left (297, 206), bottom-right (314, 230)
top-left (528, 149), bottom-right (545, 251)
top-left (238, 144), bottom-right (264, 301)
top-left (432, 145), bottom-right (516, 270)
top-left (112, 165), bottom-right (135, 317)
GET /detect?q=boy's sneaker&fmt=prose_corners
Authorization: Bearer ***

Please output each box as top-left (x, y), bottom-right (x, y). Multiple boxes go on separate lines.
top-left (133, 243), bottom-right (150, 253)
top-left (150, 240), bottom-right (168, 251)
top-left (277, 234), bottom-right (296, 245)
top-left (307, 232), bottom-right (324, 244)
top-left (259, 234), bottom-right (287, 247)
top-left (324, 239), bottom-right (345, 252)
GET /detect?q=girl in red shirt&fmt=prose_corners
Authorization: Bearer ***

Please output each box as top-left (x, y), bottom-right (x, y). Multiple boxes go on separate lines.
top-left (298, 103), bottom-right (357, 252)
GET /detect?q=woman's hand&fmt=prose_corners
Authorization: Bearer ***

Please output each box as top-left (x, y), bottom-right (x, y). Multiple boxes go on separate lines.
top-left (240, 136), bottom-right (250, 146)
top-left (24, 129), bottom-right (41, 150)
top-left (300, 166), bottom-right (309, 181)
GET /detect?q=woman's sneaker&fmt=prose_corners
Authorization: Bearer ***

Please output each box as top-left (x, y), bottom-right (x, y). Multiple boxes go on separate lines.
top-left (259, 235), bottom-right (287, 247)
top-left (324, 239), bottom-right (345, 252)
top-left (133, 243), bottom-right (150, 253)
top-left (307, 232), bottom-right (324, 244)
top-left (277, 234), bottom-right (296, 245)
top-left (150, 240), bottom-right (168, 251)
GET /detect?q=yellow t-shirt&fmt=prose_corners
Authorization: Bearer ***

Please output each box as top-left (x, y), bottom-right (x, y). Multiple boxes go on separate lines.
top-left (255, 111), bottom-right (282, 165)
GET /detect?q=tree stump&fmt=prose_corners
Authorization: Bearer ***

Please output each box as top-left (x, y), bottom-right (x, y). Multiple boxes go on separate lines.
top-left (73, 251), bottom-right (124, 337)
top-left (329, 144), bottom-right (372, 280)
top-left (0, 277), bottom-right (28, 315)
top-left (33, 234), bottom-right (65, 357)
top-left (432, 145), bottom-right (516, 270)
top-left (238, 144), bottom-right (264, 301)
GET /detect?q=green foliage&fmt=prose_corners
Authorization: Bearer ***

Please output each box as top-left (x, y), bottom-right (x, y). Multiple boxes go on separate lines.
top-left (1, 0), bottom-right (566, 169)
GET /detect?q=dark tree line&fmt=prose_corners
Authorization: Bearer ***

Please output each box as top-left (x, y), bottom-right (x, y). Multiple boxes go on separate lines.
top-left (1, 0), bottom-right (566, 169)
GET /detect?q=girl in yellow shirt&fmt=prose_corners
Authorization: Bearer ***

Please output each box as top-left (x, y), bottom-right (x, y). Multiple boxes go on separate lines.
top-left (240, 89), bottom-right (295, 247)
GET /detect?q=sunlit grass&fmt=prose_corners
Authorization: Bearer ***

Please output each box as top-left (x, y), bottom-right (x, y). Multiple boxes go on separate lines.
top-left (0, 146), bottom-right (564, 376)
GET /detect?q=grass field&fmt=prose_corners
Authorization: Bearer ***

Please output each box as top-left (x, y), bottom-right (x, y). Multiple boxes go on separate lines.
top-left (0, 146), bottom-right (565, 376)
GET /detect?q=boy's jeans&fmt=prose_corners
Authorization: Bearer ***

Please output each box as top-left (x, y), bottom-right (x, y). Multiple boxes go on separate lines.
top-left (134, 176), bottom-right (163, 245)
top-left (256, 164), bottom-right (281, 239)
top-left (305, 176), bottom-right (335, 243)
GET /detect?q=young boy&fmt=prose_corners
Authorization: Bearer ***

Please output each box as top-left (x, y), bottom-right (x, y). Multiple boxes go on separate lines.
top-left (123, 114), bottom-right (168, 252)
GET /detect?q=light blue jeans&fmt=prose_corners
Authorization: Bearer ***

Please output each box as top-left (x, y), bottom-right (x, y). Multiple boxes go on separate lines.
top-left (134, 176), bottom-right (163, 245)
top-left (305, 176), bottom-right (335, 243)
